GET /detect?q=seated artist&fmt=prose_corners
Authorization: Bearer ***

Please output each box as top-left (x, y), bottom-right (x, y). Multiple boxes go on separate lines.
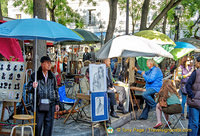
top-left (133, 59), bottom-right (163, 120)
top-left (104, 58), bottom-right (128, 118)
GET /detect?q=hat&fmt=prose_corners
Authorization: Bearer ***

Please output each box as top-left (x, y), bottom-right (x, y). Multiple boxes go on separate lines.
top-left (40, 56), bottom-right (51, 63)
top-left (197, 56), bottom-right (200, 62)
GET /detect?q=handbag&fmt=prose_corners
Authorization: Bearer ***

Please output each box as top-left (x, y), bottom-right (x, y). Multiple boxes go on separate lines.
top-left (159, 97), bottom-right (167, 108)
top-left (38, 99), bottom-right (50, 112)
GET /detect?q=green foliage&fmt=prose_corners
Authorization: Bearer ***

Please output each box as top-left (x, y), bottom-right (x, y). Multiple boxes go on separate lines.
top-left (1, 0), bottom-right (9, 17)
top-left (13, 0), bottom-right (84, 28)
top-left (118, 0), bottom-right (143, 33)
top-left (13, 0), bottom-right (33, 15)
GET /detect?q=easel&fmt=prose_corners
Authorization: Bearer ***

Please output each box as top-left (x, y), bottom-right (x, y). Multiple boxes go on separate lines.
top-left (91, 121), bottom-right (108, 136)
top-left (64, 93), bottom-right (109, 136)
top-left (0, 98), bottom-right (31, 135)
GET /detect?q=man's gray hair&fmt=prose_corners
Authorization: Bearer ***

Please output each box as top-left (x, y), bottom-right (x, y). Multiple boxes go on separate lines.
top-left (147, 59), bottom-right (158, 67)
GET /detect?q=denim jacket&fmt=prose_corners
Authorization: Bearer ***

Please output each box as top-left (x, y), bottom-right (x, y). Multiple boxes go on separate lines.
top-left (138, 66), bottom-right (163, 92)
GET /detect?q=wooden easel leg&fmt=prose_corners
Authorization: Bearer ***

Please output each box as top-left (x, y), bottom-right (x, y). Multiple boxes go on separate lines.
top-left (129, 90), bottom-right (136, 120)
top-left (104, 121), bottom-right (108, 136)
top-left (92, 123), bottom-right (94, 136)
top-left (0, 102), bottom-right (6, 133)
top-left (13, 102), bottom-right (16, 136)
top-left (21, 99), bottom-right (31, 123)
top-left (132, 93), bottom-right (142, 113)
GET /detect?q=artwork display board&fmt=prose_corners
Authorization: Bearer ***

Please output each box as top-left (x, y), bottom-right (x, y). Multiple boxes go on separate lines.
top-left (89, 64), bottom-right (107, 92)
top-left (0, 61), bottom-right (25, 102)
top-left (91, 92), bottom-right (108, 122)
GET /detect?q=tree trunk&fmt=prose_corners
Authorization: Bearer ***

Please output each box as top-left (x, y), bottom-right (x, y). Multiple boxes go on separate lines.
top-left (132, 22), bottom-right (135, 34)
top-left (162, 15), bottom-right (167, 34)
top-left (162, 0), bottom-right (168, 34)
top-left (33, 0), bottom-right (47, 69)
top-left (50, 10), bottom-right (56, 22)
top-left (148, 0), bottom-right (182, 30)
top-left (0, 2), bottom-right (3, 20)
top-left (105, 0), bottom-right (118, 43)
top-left (139, 0), bottom-right (150, 31)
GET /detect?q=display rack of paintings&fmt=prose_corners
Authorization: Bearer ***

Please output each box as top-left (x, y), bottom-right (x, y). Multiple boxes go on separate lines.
top-left (0, 61), bottom-right (25, 102)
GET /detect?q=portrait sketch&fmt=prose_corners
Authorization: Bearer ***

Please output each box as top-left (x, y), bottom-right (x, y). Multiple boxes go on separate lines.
top-left (95, 97), bottom-right (104, 116)
top-left (91, 92), bottom-right (108, 122)
top-left (89, 64), bottom-right (106, 92)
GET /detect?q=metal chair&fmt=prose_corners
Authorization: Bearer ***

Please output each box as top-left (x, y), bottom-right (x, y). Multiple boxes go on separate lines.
top-left (161, 111), bottom-right (185, 131)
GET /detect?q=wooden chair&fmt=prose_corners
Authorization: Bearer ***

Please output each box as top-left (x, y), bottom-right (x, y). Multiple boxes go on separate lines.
top-left (10, 114), bottom-right (34, 136)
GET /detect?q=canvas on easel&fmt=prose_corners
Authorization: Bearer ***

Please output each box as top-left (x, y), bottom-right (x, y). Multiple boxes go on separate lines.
top-left (89, 64), bottom-right (107, 92)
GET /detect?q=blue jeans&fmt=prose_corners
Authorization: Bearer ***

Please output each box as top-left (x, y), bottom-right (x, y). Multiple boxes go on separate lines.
top-left (181, 91), bottom-right (189, 114)
top-left (188, 106), bottom-right (200, 136)
top-left (139, 88), bottom-right (157, 119)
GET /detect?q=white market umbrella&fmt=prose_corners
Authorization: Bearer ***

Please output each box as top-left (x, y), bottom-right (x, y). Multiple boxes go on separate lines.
top-left (96, 35), bottom-right (173, 59)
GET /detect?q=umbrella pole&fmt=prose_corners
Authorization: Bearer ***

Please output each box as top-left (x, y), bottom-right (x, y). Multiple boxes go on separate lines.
top-left (22, 40), bottom-right (26, 62)
top-left (33, 38), bottom-right (38, 136)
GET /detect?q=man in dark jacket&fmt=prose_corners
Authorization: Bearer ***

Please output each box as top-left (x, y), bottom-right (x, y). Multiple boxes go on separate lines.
top-left (28, 56), bottom-right (59, 136)
top-left (83, 47), bottom-right (91, 62)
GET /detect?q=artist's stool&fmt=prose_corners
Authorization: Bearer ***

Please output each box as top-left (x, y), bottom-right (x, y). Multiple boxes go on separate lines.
top-left (10, 115), bottom-right (34, 136)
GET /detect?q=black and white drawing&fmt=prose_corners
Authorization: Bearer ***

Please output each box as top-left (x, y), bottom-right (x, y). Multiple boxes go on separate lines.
top-left (95, 97), bottom-right (104, 116)
top-left (6, 64), bottom-right (11, 71)
top-left (8, 91), bottom-right (14, 99)
top-left (0, 61), bottom-right (25, 102)
top-left (13, 65), bottom-right (17, 71)
top-left (15, 92), bottom-right (20, 99)
top-left (0, 82), bottom-right (3, 88)
top-left (89, 64), bottom-right (107, 92)
top-left (9, 73), bottom-right (13, 80)
top-left (16, 73), bottom-right (21, 80)
top-left (0, 64), bottom-right (3, 70)
top-left (1, 73), bottom-right (6, 79)
top-left (20, 65), bottom-right (24, 71)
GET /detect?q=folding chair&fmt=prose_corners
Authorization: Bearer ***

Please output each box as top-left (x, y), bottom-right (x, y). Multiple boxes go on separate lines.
top-left (58, 86), bottom-right (89, 122)
top-left (161, 111), bottom-right (185, 130)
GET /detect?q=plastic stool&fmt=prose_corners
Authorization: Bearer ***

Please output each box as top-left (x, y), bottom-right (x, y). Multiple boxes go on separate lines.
top-left (10, 115), bottom-right (34, 136)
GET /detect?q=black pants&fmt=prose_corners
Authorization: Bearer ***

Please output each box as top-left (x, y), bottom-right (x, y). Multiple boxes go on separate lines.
top-left (108, 92), bottom-right (116, 106)
top-left (36, 104), bottom-right (55, 136)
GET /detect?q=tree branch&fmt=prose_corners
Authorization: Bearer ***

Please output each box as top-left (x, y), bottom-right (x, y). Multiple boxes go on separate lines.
top-left (148, 0), bottom-right (182, 30)
top-left (190, 15), bottom-right (200, 30)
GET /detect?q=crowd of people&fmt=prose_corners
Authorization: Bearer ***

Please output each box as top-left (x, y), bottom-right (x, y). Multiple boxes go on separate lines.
top-left (20, 46), bottom-right (200, 136)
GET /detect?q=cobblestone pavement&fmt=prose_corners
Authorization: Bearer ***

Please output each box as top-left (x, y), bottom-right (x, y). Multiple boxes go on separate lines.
top-left (51, 110), bottom-right (189, 136)
top-left (109, 111), bottom-right (189, 136)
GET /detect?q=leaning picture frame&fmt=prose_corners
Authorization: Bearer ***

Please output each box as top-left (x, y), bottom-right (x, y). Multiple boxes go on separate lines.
top-left (89, 64), bottom-right (107, 92)
top-left (91, 92), bottom-right (108, 122)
